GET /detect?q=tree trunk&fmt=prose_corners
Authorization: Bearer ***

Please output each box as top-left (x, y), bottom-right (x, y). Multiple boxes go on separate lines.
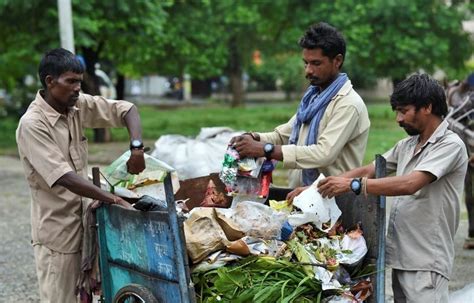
top-left (116, 73), bottom-right (125, 100)
top-left (230, 71), bottom-right (244, 108)
top-left (228, 40), bottom-right (245, 107)
top-left (81, 47), bottom-right (111, 143)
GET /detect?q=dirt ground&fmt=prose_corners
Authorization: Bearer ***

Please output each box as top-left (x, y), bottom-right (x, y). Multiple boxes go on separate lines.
top-left (1, 142), bottom-right (473, 302)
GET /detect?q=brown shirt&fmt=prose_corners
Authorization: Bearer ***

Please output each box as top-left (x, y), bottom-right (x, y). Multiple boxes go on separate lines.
top-left (384, 120), bottom-right (468, 278)
top-left (16, 91), bottom-right (133, 253)
top-left (259, 80), bottom-right (370, 187)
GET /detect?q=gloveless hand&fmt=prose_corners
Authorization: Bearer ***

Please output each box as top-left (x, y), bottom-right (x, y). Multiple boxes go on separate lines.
top-left (286, 186), bottom-right (309, 203)
top-left (232, 135), bottom-right (264, 158)
top-left (126, 149), bottom-right (146, 174)
top-left (114, 196), bottom-right (134, 210)
top-left (317, 176), bottom-right (351, 199)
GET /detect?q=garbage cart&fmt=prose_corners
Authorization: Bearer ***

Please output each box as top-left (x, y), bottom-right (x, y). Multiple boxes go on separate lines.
top-left (94, 155), bottom-right (386, 303)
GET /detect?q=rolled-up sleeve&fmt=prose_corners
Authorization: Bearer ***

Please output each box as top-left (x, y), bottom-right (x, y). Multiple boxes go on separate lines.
top-left (17, 120), bottom-right (73, 187)
top-left (258, 115), bottom-right (295, 145)
top-left (281, 105), bottom-right (360, 169)
top-left (415, 140), bottom-right (467, 180)
top-left (382, 143), bottom-right (401, 175)
top-left (78, 94), bottom-right (134, 128)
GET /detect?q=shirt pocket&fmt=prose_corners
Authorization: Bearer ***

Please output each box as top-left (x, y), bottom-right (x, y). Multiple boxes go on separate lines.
top-left (69, 136), bottom-right (88, 171)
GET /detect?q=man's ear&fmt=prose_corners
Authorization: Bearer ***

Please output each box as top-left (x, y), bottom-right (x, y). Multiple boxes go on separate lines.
top-left (422, 104), bottom-right (432, 115)
top-left (45, 75), bottom-right (55, 87)
top-left (334, 54), bottom-right (343, 70)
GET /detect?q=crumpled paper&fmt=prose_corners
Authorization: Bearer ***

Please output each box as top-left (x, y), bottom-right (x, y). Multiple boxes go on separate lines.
top-left (287, 174), bottom-right (342, 232)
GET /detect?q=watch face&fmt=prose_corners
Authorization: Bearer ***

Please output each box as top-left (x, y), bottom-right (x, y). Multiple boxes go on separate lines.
top-left (131, 139), bottom-right (143, 148)
top-left (264, 143), bottom-right (273, 153)
top-left (351, 179), bottom-right (361, 191)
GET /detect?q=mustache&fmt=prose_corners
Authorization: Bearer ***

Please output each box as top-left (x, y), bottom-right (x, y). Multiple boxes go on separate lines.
top-left (306, 76), bottom-right (319, 81)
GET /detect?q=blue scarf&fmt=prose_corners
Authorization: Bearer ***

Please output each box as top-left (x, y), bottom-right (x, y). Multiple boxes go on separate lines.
top-left (289, 73), bottom-right (348, 185)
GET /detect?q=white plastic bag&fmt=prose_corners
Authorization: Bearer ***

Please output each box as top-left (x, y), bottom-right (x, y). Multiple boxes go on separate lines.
top-left (152, 127), bottom-right (243, 180)
top-left (288, 174), bottom-right (341, 232)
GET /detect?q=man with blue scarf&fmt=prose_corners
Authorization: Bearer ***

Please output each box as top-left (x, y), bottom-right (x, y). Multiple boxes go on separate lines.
top-left (232, 22), bottom-right (370, 187)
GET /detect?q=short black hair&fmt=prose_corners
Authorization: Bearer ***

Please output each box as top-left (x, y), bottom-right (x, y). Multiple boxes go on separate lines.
top-left (298, 22), bottom-right (346, 67)
top-left (390, 73), bottom-right (448, 118)
top-left (38, 48), bottom-right (84, 89)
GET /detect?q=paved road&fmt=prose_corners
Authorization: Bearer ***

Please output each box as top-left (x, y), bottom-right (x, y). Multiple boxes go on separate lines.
top-left (1, 155), bottom-right (473, 302)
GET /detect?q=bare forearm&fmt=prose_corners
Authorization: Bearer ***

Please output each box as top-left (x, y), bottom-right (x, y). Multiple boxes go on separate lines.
top-left (55, 172), bottom-right (116, 203)
top-left (366, 173), bottom-right (433, 196)
top-left (270, 145), bottom-right (283, 161)
top-left (339, 163), bottom-right (375, 178)
top-left (124, 105), bottom-right (142, 141)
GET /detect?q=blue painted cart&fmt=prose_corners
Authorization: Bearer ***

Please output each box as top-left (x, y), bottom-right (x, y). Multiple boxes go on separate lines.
top-left (94, 171), bottom-right (195, 303)
top-left (93, 155), bottom-right (386, 303)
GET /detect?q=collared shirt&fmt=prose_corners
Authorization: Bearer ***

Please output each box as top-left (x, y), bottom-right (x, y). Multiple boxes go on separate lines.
top-left (384, 120), bottom-right (468, 278)
top-left (16, 91), bottom-right (133, 253)
top-left (258, 80), bottom-right (370, 187)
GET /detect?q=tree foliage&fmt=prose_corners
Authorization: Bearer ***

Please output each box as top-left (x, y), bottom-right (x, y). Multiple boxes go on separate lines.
top-left (0, 0), bottom-right (471, 111)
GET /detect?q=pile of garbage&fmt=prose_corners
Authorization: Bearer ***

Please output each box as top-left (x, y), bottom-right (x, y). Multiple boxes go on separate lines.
top-left (102, 149), bottom-right (374, 302)
top-left (180, 153), bottom-right (373, 303)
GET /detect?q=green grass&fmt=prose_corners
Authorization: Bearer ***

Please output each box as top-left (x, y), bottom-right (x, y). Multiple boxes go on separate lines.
top-left (1, 101), bottom-right (406, 163)
top-left (364, 103), bottom-right (406, 164)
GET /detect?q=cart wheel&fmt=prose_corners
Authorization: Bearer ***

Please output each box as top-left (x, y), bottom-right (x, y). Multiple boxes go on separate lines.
top-left (113, 284), bottom-right (160, 303)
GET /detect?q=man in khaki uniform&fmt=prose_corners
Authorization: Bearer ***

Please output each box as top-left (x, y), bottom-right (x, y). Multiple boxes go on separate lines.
top-left (316, 74), bottom-right (468, 302)
top-left (16, 48), bottom-right (146, 302)
top-left (232, 22), bottom-right (370, 187)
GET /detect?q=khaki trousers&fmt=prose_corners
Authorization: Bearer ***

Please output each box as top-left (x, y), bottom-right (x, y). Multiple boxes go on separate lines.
top-left (33, 244), bottom-right (81, 303)
top-left (392, 269), bottom-right (449, 303)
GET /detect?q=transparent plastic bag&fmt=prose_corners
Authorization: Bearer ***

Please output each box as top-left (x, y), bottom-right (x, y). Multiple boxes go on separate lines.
top-left (103, 150), bottom-right (180, 200)
top-left (224, 201), bottom-right (287, 240)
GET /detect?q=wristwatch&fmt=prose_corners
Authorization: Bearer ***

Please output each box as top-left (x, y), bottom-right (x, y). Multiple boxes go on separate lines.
top-left (350, 178), bottom-right (362, 195)
top-left (130, 139), bottom-right (144, 150)
top-left (263, 143), bottom-right (274, 159)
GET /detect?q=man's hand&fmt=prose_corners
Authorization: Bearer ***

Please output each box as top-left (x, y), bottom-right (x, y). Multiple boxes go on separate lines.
top-left (126, 149), bottom-right (146, 174)
top-left (114, 196), bottom-right (134, 210)
top-left (317, 176), bottom-right (351, 199)
top-left (230, 135), bottom-right (265, 158)
top-left (286, 186), bottom-right (309, 203)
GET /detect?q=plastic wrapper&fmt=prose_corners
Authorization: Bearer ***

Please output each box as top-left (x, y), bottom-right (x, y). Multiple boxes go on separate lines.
top-left (219, 146), bottom-right (267, 197)
top-left (219, 146), bottom-right (240, 193)
top-left (191, 251), bottom-right (242, 273)
top-left (269, 200), bottom-right (293, 213)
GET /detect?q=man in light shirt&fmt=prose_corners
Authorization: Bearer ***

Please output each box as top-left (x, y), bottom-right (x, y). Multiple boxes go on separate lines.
top-left (231, 22), bottom-right (370, 187)
top-left (16, 48), bottom-right (146, 302)
top-left (314, 74), bottom-right (468, 302)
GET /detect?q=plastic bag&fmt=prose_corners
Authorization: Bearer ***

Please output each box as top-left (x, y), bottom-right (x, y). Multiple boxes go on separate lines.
top-left (217, 201), bottom-right (287, 240)
top-left (103, 150), bottom-right (179, 200)
top-left (288, 174), bottom-right (341, 232)
top-left (152, 127), bottom-right (244, 180)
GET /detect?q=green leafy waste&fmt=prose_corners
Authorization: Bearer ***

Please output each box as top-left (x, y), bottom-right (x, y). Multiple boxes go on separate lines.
top-left (192, 256), bottom-right (323, 303)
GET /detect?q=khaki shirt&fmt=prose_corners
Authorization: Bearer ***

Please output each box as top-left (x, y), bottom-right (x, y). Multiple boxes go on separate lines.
top-left (384, 120), bottom-right (468, 278)
top-left (16, 91), bottom-right (133, 253)
top-left (259, 80), bottom-right (370, 187)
